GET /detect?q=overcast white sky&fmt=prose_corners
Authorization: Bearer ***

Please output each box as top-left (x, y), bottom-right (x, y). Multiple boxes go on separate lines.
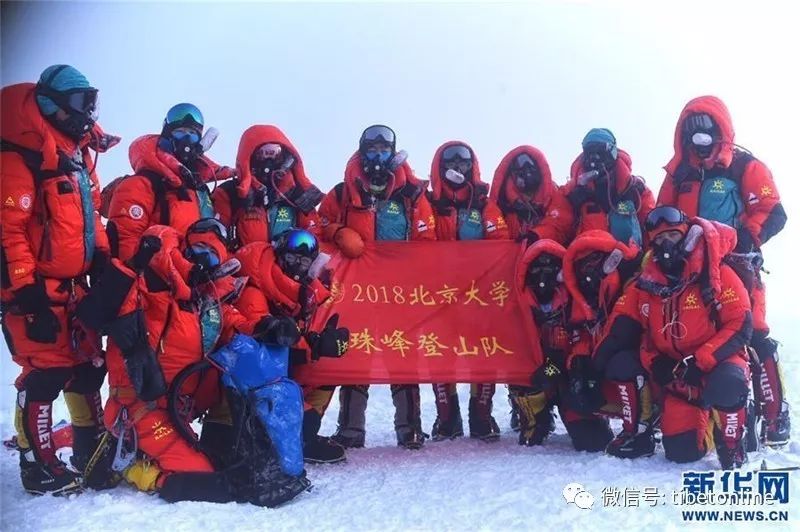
top-left (2, 0), bottom-right (799, 325)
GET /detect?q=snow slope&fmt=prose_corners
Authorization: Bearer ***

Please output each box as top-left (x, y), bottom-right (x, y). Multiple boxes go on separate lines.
top-left (1, 347), bottom-right (799, 531)
top-left (2, 2), bottom-right (799, 529)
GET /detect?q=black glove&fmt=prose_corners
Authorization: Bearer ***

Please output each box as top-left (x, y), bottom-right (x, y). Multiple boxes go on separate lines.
top-left (187, 264), bottom-right (211, 287)
top-left (14, 282), bottom-right (61, 343)
top-left (253, 316), bottom-right (301, 347)
top-left (124, 342), bottom-right (167, 402)
top-left (565, 355), bottom-right (605, 414)
top-left (567, 186), bottom-right (593, 209)
top-left (306, 314), bottom-right (349, 361)
top-left (676, 356), bottom-right (704, 387)
top-left (88, 250), bottom-right (109, 288)
top-left (130, 235), bottom-right (162, 272)
top-left (106, 309), bottom-right (167, 401)
top-left (14, 282), bottom-right (49, 314)
top-left (650, 355), bottom-right (677, 386)
top-left (24, 311), bottom-right (61, 344)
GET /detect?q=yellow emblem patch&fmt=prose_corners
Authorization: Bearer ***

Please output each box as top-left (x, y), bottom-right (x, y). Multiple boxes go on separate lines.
top-left (683, 292), bottom-right (701, 310)
top-left (720, 287), bottom-right (739, 304)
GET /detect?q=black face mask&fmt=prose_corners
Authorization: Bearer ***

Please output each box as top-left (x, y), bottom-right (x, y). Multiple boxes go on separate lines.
top-left (514, 167), bottom-right (541, 194)
top-left (51, 112), bottom-right (96, 141)
top-left (362, 162), bottom-right (391, 196)
top-left (526, 266), bottom-right (559, 303)
top-left (576, 253), bottom-right (606, 308)
top-left (183, 246), bottom-right (219, 287)
top-left (594, 174), bottom-right (613, 210)
top-left (652, 238), bottom-right (686, 277)
top-left (278, 252), bottom-right (315, 283)
top-left (578, 273), bottom-right (602, 305)
top-left (683, 113), bottom-right (718, 160)
top-left (525, 253), bottom-right (561, 302)
top-left (583, 149), bottom-right (615, 173)
top-left (171, 136), bottom-right (202, 166)
top-left (37, 84), bottom-right (98, 141)
top-left (689, 136), bottom-right (715, 159)
top-left (252, 159), bottom-right (282, 185)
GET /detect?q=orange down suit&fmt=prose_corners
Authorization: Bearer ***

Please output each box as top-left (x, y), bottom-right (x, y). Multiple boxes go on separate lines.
top-left (319, 153), bottom-right (436, 244)
top-left (234, 241), bottom-right (335, 414)
top-left (106, 134), bottom-right (234, 261)
top-left (490, 145), bottom-right (573, 244)
top-left (562, 149), bottom-right (655, 244)
top-left (103, 226), bottom-right (256, 474)
top-left (598, 219), bottom-right (752, 461)
top-left (213, 125), bottom-right (322, 249)
top-left (657, 95), bottom-right (786, 335)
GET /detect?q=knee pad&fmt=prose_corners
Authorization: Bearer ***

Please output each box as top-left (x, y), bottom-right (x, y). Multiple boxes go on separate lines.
top-left (703, 362), bottom-right (749, 410)
top-left (663, 430), bottom-right (708, 463)
top-left (19, 367), bottom-right (72, 402)
top-left (61, 364), bottom-right (106, 428)
top-left (565, 417), bottom-right (613, 452)
top-left (604, 350), bottom-right (644, 382)
top-left (752, 335), bottom-right (779, 362)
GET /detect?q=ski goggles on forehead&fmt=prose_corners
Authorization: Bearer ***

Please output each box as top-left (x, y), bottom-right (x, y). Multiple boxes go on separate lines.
top-left (286, 229), bottom-right (318, 255)
top-left (529, 262), bottom-right (560, 277)
top-left (441, 144), bottom-right (472, 162)
top-left (532, 254), bottom-right (560, 268)
top-left (361, 125), bottom-right (396, 144)
top-left (188, 218), bottom-right (228, 242)
top-left (644, 206), bottom-right (687, 232)
top-left (171, 130), bottom-right (200, 143)
top-left (513, 153), bottom-right (537, 169)
top-left (576, 251), bottom-right (606, 273)
top-left (253, 143), bottom-right (282, 161)
top-left (166, 103), bottom-right (204, 128)
top-left (684, 113), bottom-right (715, 134)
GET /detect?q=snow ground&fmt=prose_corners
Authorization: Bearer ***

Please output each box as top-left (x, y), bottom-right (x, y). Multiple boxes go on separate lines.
top-left (0, 321), bottom-right (797, 532)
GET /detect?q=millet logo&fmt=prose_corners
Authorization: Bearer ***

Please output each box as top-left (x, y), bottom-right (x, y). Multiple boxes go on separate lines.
top-left (37, 404), bottom-right (52, 450)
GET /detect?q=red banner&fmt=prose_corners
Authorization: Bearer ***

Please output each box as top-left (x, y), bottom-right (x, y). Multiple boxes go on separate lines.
top-left (293, 240), bottom-right (542, 386)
